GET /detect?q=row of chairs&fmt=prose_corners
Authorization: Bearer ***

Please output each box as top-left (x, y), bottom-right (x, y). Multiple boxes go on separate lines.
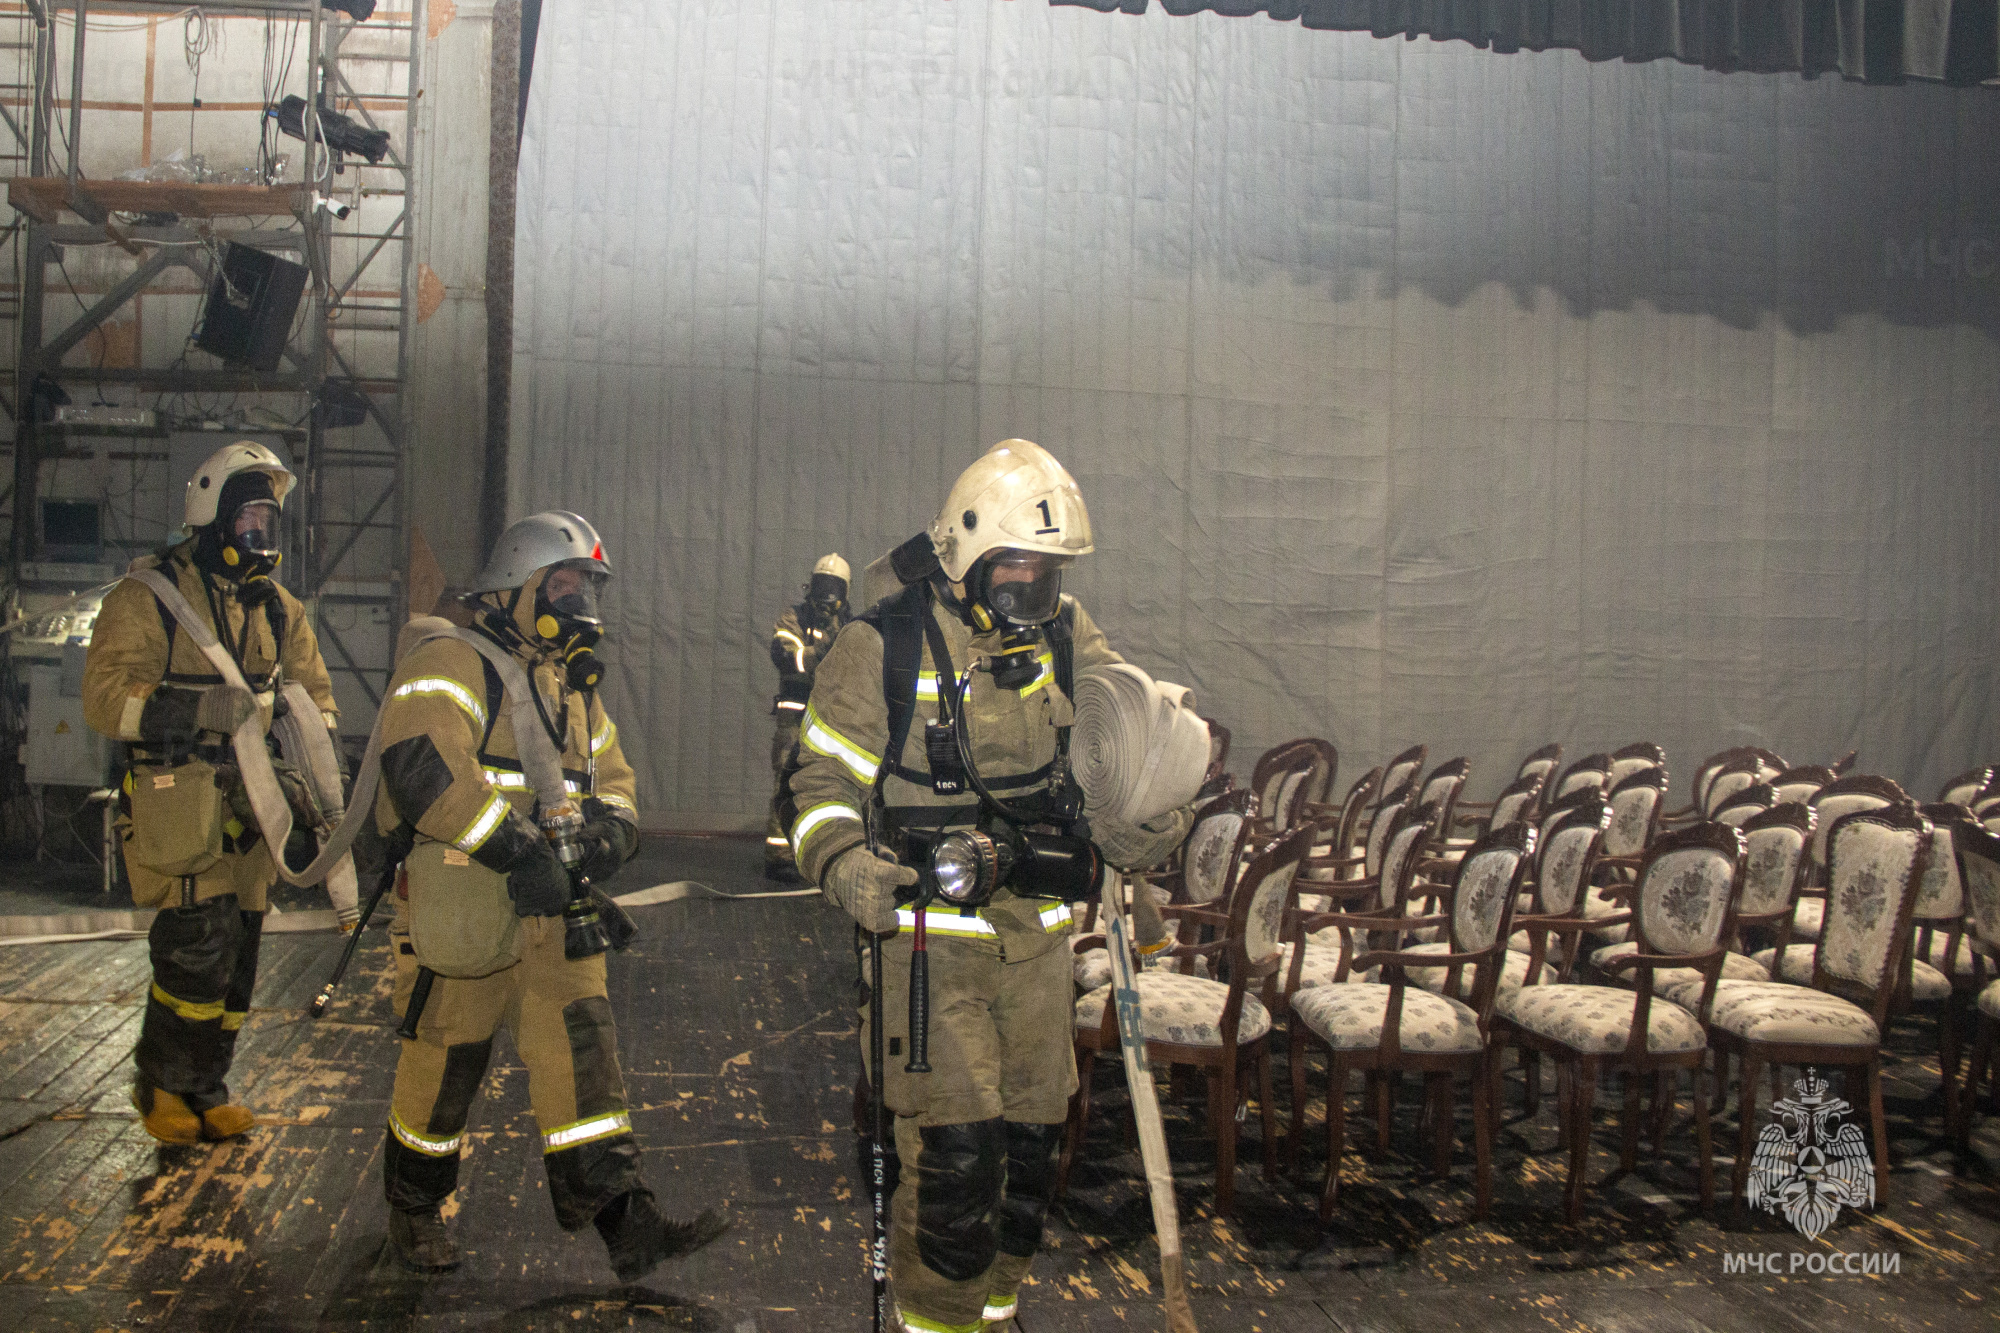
top-left (1061, 735), bottom-right (2000, 1226)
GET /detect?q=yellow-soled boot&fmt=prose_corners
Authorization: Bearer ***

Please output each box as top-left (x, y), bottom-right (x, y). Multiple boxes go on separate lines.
top-left (133, 1084), bottom-right (202, 1145)
top-left (201, 1104), bottom-right (257, 1140)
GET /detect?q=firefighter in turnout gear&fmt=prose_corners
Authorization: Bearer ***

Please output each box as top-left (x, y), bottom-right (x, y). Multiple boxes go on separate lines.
top-left (791, 441), bottom-right (1190, 1332)
top-left (374, 511), bottom-right (726, 1278)
top-left (83, 441), bottom-right (339, 1146)
top-left (766, 553), bottom-right (851, 877)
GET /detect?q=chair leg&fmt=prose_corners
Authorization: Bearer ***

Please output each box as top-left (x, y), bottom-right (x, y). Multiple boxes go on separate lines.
top-left (1257, 1046), bottom-right (1278, 1178)
top-left (1731, 1053), bottom-right (1764, 1209)
top-left (1374, 1072), bottom-right (1394, 1151)
top-left (1523, 1050), bottom-right (1542, 1118)
top-left (1649, 1070), bottom-right (1673, 1151)
top-left (1211, 1064), bottom-right (1240, 1218)
top-left (1287, 1024), bottom-right (1310, 1171)
top-left (1320, 1054), bottom-right (1349, 1223)
top-left (1713, 1049), bottom-right (1730, 1122)
top-left (1939, 1000), bottom-right (1962, 1139)
top-left (1620, 1071), bottom-right (1641, 1174)
top-left (1473, 1055), bottom-right (1494, 1220)
top-left (1691, 1059), bottom-right (1713, 1211)
top-left (1428, 1072), bottom-right (1454, 1180)
top-left (1056, 1044), bottom-right (1096, 1200)
top-left (1865, 1059), bottom-right (1891, 1204)
top-left (1565, 1058), bottom-right (1597, 1223)
top-left (1962, 1016), bottom-right (1995, 1151)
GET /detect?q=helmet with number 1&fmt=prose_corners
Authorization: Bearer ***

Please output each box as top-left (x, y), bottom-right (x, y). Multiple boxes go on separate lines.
top-left (929, 440), bottom-right (1092, 627)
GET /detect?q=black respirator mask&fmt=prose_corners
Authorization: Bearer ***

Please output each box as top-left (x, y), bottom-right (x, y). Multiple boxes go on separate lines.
top-left (196, 474), bottom-right (284, 604)
top-left (967, 552), bottom-right (1067, 691)
top-left (804, 573), bottom-right (848, 628)
top-left (533, 563), bottom-right (609, 691)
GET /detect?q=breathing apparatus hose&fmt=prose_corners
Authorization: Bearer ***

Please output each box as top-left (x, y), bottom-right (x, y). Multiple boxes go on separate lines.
top-left (945, 660), bottom-right (1049, 827)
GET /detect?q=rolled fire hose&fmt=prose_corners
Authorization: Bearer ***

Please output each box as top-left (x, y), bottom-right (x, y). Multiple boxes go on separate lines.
top-left (1071, 663), bottom-right (1211, 826)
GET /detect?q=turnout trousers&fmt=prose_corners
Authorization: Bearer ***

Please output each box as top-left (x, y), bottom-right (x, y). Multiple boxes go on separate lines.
top-left (134, 891), bottom-right (264, 1116)
top-left (766, 710), bottom-right (803, 867)
top-left (862, 930), bottom-right (1077, 1332)
top-left (384, 914), bottom-right (641, 1230)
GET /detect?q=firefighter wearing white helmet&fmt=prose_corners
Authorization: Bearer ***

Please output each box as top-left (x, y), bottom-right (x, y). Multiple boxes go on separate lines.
top-left (764, 552), bottom-right (852, 878)
top-left (82, 442), bottom-right (338, 1147)
top-left (789, 440), bottom-right (1190, 1332)
top-left (371, 510), bottom-right (725, 1279)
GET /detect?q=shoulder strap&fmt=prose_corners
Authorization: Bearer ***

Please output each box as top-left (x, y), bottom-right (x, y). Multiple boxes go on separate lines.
top-left (1050, 597), bottom-right (1077, 704)
top-left (866, 580), bottom-right (930, 783)
top-left (429, 626), bottom-right (570, 812)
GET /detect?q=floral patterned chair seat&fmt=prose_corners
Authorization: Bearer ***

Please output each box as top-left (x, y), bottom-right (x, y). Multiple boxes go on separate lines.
top-left (1291, 982), bottom-right (1483, 1054)
top-left (1074, 972), bottom-right (1272, 1047)
top-left (1751, 942), bottom-right (1952, 1003)
top-left (1657, 977), bottom-right (1879, 1045)
top-left (1493, 983), bottom-right (1707, 1055)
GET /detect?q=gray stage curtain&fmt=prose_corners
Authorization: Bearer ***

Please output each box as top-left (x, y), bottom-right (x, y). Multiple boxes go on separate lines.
top-left (1054, 1), bottom-right (2000, 85)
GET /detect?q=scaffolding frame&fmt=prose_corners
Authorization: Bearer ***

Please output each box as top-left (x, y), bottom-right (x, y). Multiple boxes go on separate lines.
top-left (2, 0), bottom-right (422, 728)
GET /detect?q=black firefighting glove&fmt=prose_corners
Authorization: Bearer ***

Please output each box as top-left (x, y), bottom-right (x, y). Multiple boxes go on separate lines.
top-left (506, 837), bottom-right (571, 918)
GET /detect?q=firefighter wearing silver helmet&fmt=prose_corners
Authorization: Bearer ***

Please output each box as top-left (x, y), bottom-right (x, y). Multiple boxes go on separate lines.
top-left (83, 441), bottom-right (339, 1145)
top-left (765, 552), bottom-right (852, 878)
top-left (789, 440), bottom-right (1190, 1331)
top-left (372, 510), bottom-right (726, 1278)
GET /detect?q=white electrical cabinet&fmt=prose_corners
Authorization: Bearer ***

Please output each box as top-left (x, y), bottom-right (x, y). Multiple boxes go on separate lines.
top-left (27, 663), bottom-right (110, 788)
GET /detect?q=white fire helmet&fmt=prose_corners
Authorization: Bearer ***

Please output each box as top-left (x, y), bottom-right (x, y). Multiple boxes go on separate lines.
top-left (812, 553), bottom-right (851, 583)
top-left (928, 439), bottom-right (1093, 584)
top-left (183, 441), bottom-right (296, 531)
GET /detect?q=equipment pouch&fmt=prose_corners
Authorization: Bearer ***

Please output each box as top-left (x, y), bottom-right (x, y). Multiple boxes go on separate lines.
top-left (924, 720), bottom-right (966, 796)
top-left (404, 840), bottom-right (522, 979)
top-left (123, 760), bottom-right (226, 877)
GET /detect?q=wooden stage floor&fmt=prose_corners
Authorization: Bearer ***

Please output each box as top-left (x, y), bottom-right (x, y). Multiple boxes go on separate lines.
top-left (0, 835), bottom-right (1994, 1331)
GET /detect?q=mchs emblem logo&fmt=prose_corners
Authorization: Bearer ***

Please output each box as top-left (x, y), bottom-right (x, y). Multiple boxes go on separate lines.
top-left (1746, 1068), bottom-right (1874, 1240)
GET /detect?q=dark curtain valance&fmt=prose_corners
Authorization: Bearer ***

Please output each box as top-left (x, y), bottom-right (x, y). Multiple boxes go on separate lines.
top-left (1051, 1), bottom-right (2000, 86)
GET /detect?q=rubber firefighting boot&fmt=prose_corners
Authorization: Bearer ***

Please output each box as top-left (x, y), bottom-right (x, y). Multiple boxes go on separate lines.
top-left (593, 1187), bottom-right (730, 1282)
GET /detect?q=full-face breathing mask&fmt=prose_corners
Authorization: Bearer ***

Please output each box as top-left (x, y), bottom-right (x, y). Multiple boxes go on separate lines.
top-left (532, 562), bottom-right (609, 691)
top-left (962, 552), bottom-right (1068, 690)
top-left (804, 572), bottom-right (848, 628)
top-left (196, 476), bottom-right (285, 604)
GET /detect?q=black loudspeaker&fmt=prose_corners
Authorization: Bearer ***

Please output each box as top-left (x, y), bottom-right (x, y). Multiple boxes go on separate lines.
top-left (196, 243), bottom-right (308, 372)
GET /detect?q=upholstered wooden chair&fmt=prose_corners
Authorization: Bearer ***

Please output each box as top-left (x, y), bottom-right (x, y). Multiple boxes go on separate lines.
top-left (1249, 738), bottom-right (1338, 836)
top-left (1377, 745), bottom-right (1427, 810)
top-left (1277, 802), bottom-right (1436, 1002)
top-left (1412, 757), bottom-right (1472, 852)
top-left (1939, 767), bottom-right (1993, 808)
top-left (1075, 790), bottom-right (1254, 992)
top-left (1770, 763), bottom-right (1835, 807)
top-left (1554, 752), bottom-right (1611, 799)
top-left (1711, 782), bottom-right (1777, 828)
top-left (1671, 803), bottom-right (1932, 1210)
top-left (1449, 772), bottom-right (1544, 846)
top-left (1667, 747), bottom-right (1763, 824)
top-left (1789, 774), bottom-right (1906, 941)
top-left (1061, 825), bottom-right (1314, 1217)
top-left (1284, 822), bottom-right (1534, 1220)
top-left (1299, 766), bottom-right (1381, 884)
top-left (1307, 777), bottom-right (1414, 889)
top-left (1197, 717), bottom-right (1233, 796)
top-left (1453, 742), bottom-right (1560, 835)
top-left (1829, 749), bottom-right (1859, 776)
top-left (1493, 823), bottom-right (1744, 1220)
top-left (1608, 741), bottom-right (1667, 788)
top-left (1950, 820), bottom-right (2000, 1147)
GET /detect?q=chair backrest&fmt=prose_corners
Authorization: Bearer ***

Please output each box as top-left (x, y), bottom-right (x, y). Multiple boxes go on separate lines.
top-left (1332, 766), bottom-right (1381, 862)
top-left (1771, 764), bottom-right (1834, 806)
top-left (1489, 772), bottom-right (1546, 831)
top-left (1912, 803), bottom-right (1971, 923)
top-left (1515, 742), bottom-right (1562, 786)
top-left (1953, 819), bottom-right (2000, 952)
top-left (1446, 821), bottom-right (1535, 954)
top-left (1608, 741), bottom-right (1666, 787)
top-left (1376, 802), bottom-right (1438, 913)
top-left (1628, 822), bottom-right (1746, 961)
top-left (1234, 824), bottom-right (1316, 976)
top-left (1555, 752), bottom-right (1610, 797)
top-left (1537, 785), bottom-right (1603, 849)
top-left (1251, 739), bottom-right (1327, 833)
top-left (1377, 744), bottom-right (1427, 808)
top-left (1940, 766), bottom-right (1992, 807)
top-left (1180, 789), bottom-right (1254, 905)
top-left (1751, 748), bottom-right (1789, 782)
top-left (1737, 803), bottom-right (1814, 918)
top-left (1363, 779), bottom-right (1416, 879)
top-left (1534, 798), bottom-right (1612, 916)
top-left (1816, 802), bottom-right (1930, 1007)
top-left (1690, 746), bottom-right (1761, 814)
top-left (1701, 757), bottom-right (1762, 818)
top-left (1807, 774), bottom-right (1906, 870)
top-left (1714, 783), bottom-right (1777, 828)
top-left (1603, 766), bottom-right (1669, 859)
top-left (1415, 757), bottom-right (1471, 842)
top-left (1829, 749), bottom-right (1858, 776)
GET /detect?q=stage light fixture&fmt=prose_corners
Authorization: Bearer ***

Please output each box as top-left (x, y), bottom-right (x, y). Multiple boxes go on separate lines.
top-left (267, 95), bottom-right (392, 169)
